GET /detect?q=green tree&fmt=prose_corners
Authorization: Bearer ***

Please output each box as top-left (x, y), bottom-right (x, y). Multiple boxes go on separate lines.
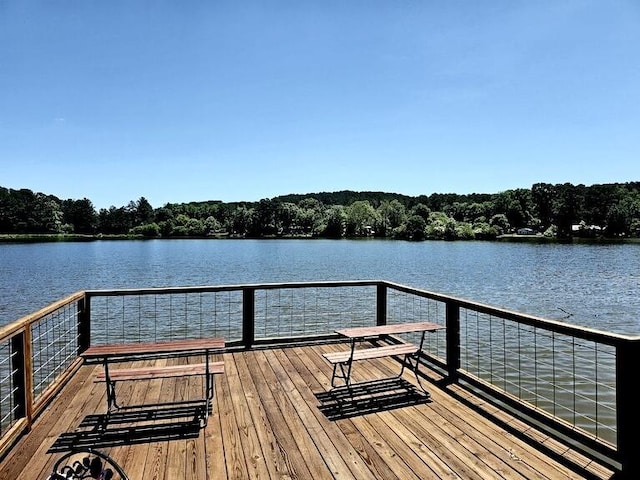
top-left (552, 183), bottom-right (578, 238)
top-left (98, 206), bottom-right (135, 234)
top-left (203, 216), bottom-right (222, 235)
top-left (605, 205), bottom-right (626, 236)
top-left (130, 222), bottom-right (161, 237)
top-left (322, 205), bottom-right (346, 238)
top-left (345, 200), bottom-right (377, 236)
top-left (276, 202), bottom-right (299, 235)
top-left (531, 183), bottom-right (554, 230)
top-left (62, 198), bottom-right (97, 234)
top-left (493, 189), bottom-right (532, 230)
top-left (249, 199), bottom-right (278, 236)
top-left (464, 202), bottom-right (495, 224)
top-left (455, 222), bottom-right (475, 240)
top-left (376, 200), bottom-right (406, 237)
top-left (171, 214), bottom-right (205, 236)
top-left (410, 203), bottom-right (431, 221)
top-left (296, 198), bottom-right (324, 235)
top-left (230, 206), bottom-right (254, 235)
top-left (32, 194), bottom-right (64, 233)
top-left (134, 197), bottom-right (154, 225)
top-left (472, 221), bottom-right (498, 239)
top-left (444, 202), bottom-right (466, 221)
top-left (489, 214), bottom-right (510, 236)
top-left (404, 215), bottom-right (427, 240)
top-left (426, 212), bottom-right (457, 240)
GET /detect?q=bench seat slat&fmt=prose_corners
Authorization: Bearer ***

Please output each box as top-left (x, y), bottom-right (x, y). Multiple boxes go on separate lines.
top-left (323, 343), bottom-right (418, 364)
top-left (94, 361), bottom-right (225, 382)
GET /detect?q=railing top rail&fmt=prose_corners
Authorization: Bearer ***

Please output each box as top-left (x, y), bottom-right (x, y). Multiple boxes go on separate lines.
top-left (381, 280), bottom-right (640, 345)
top-left (84, 279), bottom-right (385, 297)
top-left (5, 280), bottom-right (637, 345)
top-left (0, 291), bottom-right (85, 342)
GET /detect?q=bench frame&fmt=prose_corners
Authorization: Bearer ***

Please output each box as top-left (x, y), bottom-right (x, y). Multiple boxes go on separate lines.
top-left (82, 338), bottom-right (225, 428)
top-left (97, 360), bottom-right (225, 427)
top-left (324, 342), bottom-right (419, 389)
top-left (323, 322), bottom-right (444, 392)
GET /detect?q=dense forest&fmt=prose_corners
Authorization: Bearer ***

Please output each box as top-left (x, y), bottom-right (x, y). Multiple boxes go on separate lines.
top-left (1, 182), bottom-right (639, 241)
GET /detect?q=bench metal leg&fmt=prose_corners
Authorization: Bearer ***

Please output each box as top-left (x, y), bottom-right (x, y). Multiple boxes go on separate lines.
top-left (330, 360), bottom-right (354, 388)
top-left (395, 353), bottom-right (411, 378)
top-left (330, 339), bottom-right (357, 388)
top-left (103, 360), bottom-right (121, 418)
top-left (401, 352), bottom-right (430, 396)
top-left (202, 352), bottom-right (216, 427)
top-left (106, 380), bottom-right (120, 410)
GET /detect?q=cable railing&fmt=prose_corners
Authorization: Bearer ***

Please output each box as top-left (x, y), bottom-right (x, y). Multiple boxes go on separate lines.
top-left (0, 280), bottom-right (638, 476)
top-left (0, 341), bottom-right (19, 437)
top-left (0, 292), bottom-right (85, 459)
top-left (87, 288), bottom-right (245, 346)
top-left (458, 307), bottom-right (617, 442)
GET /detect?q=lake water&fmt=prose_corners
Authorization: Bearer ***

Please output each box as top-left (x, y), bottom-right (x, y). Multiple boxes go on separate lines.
top-left (1, 239), bottom-right (639, 335)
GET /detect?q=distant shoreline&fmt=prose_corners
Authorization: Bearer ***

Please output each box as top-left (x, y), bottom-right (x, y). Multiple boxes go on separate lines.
top-left (0, 233), bottom-right (130, 242)
top-left (496, 234), bottom-right (639, 244)
top-left (2, 233), bottom-right (638, 245)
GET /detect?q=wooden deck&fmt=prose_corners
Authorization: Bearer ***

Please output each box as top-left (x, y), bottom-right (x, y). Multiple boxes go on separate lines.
top-left (0, 343), bottom-right (615, 479)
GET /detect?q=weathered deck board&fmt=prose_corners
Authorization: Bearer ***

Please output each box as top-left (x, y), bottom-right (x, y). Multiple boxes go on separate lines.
top-left (0, 344), bottom-right (616, 480)
top-left (248, 349), bottom-right (327, 479)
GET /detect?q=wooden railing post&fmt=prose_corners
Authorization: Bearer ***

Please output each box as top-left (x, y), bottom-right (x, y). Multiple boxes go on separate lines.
top-left (243, 288), bottom-right (255, 349)
top-left (445, 302), bottom-right (461, 382)
top-left (616, 337), bottom-right (640, 479)
top-left (77, 295), bottom-right (91, 353)
top-left (376, 284), bottom-right (387, 326)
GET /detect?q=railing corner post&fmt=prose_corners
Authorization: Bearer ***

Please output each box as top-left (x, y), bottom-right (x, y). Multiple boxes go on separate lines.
top-left (243, 288), bottom-right (255, 349)
top-left (445, 302), bottom-right (461, 382)
top-left (376, 284), bottom-right (387, 326)
top-left (616, 338), bottom-right (640, 479)
top-left (77, 294), bottom-right (91, 354)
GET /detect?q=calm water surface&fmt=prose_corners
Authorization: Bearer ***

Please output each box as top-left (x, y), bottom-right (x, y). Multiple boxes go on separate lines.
top-left (1, 239), bottom-right (639, 334)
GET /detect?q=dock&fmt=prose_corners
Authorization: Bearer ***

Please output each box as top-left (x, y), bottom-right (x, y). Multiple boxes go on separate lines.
top-left (1, 280), bottom-right (636, 478)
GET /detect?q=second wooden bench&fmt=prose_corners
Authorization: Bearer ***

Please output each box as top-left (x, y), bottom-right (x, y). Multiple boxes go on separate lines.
top-left (323, 342), bottom-right (418, 388)
top-left (323, 322), bottom-right (445, 390)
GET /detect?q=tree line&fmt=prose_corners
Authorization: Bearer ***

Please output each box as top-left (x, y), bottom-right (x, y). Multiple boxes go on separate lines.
top-left (1, 182), bottom-right (639, 240)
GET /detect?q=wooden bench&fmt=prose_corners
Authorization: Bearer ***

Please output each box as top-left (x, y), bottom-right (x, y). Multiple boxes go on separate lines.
top-left (324, 322), bottom-right (444, 390)
top-left (82, 338), bottom-right (225, 427)
top-left (323, 342), bottom-right (419, 388)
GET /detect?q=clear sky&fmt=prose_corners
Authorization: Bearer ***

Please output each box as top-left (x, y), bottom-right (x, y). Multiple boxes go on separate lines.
top-left (1, 1), bottom-right (639, 210)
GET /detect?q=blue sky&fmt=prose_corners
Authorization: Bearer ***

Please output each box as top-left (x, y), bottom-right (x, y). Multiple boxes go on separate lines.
top-left (1, 1), bottom-right (639, 210)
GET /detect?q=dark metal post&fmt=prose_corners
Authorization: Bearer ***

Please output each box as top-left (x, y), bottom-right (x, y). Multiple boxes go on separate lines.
top-left (616, 338), bottom-right (640, 479)
top-left (242, 288), bottom-right (255, 349)
top-left (376, 284), bottom-right (387, 326)
top-left (11, 332), bottom-right (27, 420)
top-left (445, 302), bottom-right (461, 382)
top-left (77, 295), bottom-right (91, 354)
